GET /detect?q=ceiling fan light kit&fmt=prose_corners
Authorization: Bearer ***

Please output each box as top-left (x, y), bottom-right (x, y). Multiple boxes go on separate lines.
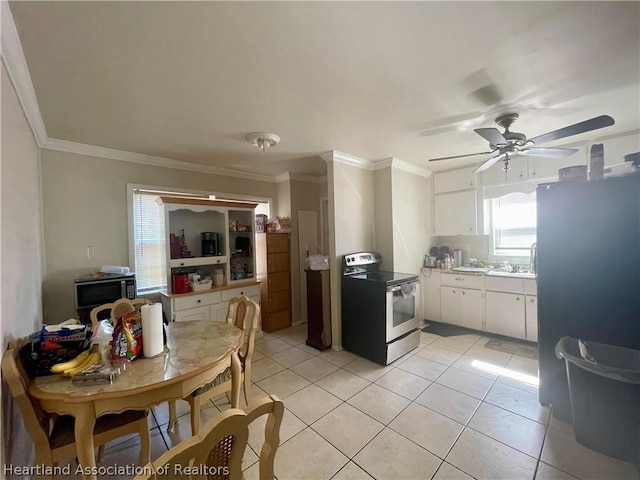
top-left (428, 113), bottom-right (615, 179)
top-left (246, 132), bottom-right (281, 152)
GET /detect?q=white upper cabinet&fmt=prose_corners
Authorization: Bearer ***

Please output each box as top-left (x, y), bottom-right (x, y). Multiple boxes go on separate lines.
top-left (528, 145), bottom-right (588, 180)
top-left (433, 167), bottom-right (477, 194)
top-left (433, 190), bottom-right (477, 235)
top-left (482, 146), bottom-right (588, 187)
top-left (599, 132), bottom-right (640, 167)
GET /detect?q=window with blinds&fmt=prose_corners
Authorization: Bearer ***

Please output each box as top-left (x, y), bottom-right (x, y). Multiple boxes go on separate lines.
top-left (491, 192), bottom-right (537, 257)
top-left (132, 191), bottom-right (167, 293)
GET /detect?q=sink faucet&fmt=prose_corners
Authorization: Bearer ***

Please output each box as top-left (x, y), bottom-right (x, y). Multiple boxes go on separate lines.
top-left (530, 242), bottom-right (537, 274)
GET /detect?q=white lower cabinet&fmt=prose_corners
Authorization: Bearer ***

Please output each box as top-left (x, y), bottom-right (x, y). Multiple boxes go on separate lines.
top-left (459, 289), bottom-right (484, 331)
top-left (174, 305), bottom-right (210, 322)
top-left (440, 286), bottom-right (483, 330)
top-left (525, 295), bottom-right (538, 342)
top-left (162, 283), bottom-right (261, 325)
top-left (485, 291), bottom-right (526, 340)
top-left (440, 287), bottom-right (459, 325)
top-left (421, 270), bottom-right (441, 321)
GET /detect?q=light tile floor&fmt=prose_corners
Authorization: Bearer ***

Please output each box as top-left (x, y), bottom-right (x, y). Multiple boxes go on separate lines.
top-left (88, 323), bottom-right (640, 480)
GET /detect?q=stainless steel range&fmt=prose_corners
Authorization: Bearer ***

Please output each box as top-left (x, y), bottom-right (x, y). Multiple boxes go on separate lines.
top-left (341, 252), bottom-right (420, 365)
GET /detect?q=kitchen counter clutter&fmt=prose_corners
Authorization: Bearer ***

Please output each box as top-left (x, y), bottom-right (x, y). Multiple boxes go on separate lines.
top-left (421, 268), bottom-right (538, 342)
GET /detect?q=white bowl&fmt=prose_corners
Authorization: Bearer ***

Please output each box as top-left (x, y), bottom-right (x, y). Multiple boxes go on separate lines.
top-left (190, 280), bottom-right (212, 292)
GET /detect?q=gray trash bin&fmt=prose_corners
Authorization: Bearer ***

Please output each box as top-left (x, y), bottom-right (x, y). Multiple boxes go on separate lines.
top-left (556, 336), bottom-right (640, 463)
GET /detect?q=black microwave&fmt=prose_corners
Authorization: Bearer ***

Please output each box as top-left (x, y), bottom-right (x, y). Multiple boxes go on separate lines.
top-left (74, 273), bottom-right (136, 312)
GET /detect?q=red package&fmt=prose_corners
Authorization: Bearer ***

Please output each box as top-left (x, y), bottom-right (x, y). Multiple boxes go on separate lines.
top-left (111, 310), bottom-right (143, 360)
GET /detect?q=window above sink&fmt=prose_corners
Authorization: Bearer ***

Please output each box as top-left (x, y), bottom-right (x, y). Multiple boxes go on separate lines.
top-left (486, 191), bottom-right (536, 263)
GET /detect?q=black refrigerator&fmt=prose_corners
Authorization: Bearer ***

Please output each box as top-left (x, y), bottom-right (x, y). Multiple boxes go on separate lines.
top-left (537, 173), bottom-right (640, 421)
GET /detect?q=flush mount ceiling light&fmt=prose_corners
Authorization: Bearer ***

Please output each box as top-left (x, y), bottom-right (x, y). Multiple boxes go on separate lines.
top-left (246, 132), bottom-right (280, 152)
top-left (246, 132), bottom-right (281, 152)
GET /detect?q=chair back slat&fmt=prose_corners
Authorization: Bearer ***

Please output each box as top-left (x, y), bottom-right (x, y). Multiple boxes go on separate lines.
top-left (225, 296), bottom-right (260, 364)
top-left (135, 395), bottom-right (283, 480)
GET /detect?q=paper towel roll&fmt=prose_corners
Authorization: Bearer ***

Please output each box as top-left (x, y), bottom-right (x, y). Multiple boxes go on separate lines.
top-left (141, 303), bottom-right (164, 357)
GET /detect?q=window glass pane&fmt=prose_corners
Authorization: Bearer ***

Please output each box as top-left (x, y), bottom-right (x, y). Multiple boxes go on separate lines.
top-left (492, 192), bottom-right (536, 255)
top-left (133, 193), bottom-right (167, 293)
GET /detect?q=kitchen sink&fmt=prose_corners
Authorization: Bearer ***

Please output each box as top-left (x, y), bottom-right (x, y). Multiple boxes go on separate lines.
top-left (450, 266), bottom-right (494, 274)
top-left (486, 270), bottom-right (536, 278)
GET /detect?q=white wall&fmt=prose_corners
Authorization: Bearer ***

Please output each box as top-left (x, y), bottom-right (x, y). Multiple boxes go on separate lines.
top-left (1, 61), bottom-right (44, 474)
top-left (39, 149), bottom-right (279, 323)
top-left (374, 168), bottom-right (394, 271)
top-left (327, 158), bottom-right (375, 349)
top-left (391, 168), bottom-right (430, 275)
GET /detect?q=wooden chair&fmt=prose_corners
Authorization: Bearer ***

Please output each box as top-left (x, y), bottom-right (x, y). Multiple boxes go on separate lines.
top-left (90, 297), bottom-right (151, 327)
top-left (136, 395), bottom-right (284, 480)
top-left (168, 296), bottom-right (260, 435)
top-left (2, 339), bottom-right (151, 478)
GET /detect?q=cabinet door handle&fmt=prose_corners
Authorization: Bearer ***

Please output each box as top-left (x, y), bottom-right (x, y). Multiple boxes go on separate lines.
top-left (462, 291), bottom-right (466, 295)
top-left (452, 289), bottom-right (456, 294)
top-left (197, 299), bottom-right (202, 304)
top-left (180, 262), bottom-right (185, 266)
top-left (516, 297), bottom-right (520, 301)
top-left (530, 299), bottom-right (535, 303)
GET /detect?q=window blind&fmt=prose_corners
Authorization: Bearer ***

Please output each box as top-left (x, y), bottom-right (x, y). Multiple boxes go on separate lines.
top-left (132, 191), bottom-right (167, 293)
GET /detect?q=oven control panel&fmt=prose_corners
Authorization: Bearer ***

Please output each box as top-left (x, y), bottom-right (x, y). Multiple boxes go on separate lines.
top-left (343, 252), bottom-right (382, 267)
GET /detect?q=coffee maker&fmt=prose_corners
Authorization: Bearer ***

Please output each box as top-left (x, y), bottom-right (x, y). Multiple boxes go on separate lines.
top-left (201, 232), bottom-right (219, 256)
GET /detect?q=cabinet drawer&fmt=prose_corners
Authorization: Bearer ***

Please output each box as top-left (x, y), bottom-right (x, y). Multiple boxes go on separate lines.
top-left (523, 279), bottom-right (537, 295)
top-left (485, 276), bottom-right (524, 293)
top-left (266, 234), bottom-right (289, 253)
top-left (174, 305), bottom-right (211, 322)
top-left (170, 256), bottom-right (227, 269)
top-left (221, 284), bottom-right (260, 301)
top-left (266, 290), bottom-right (290, 313)
top-left (266, 271), bottom-right (290, 292)
top-left (440, 273), bottom-right (483, 289)
top-left (174, 291), bottom-right (221, 311)
top-left (263, 309), bottom-right (291, 332)
top-left (267, 252), bottom-right (290, 273)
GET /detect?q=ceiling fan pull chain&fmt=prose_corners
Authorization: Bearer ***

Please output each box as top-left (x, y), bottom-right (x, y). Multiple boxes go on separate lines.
top-left (503, 155), bottom-right (510, 185)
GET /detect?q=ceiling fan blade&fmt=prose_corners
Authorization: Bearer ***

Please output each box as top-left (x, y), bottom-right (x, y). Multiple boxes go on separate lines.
top-left (521, 147), bottom-right (579, 159)
top-left (473, 153), bottom-right (505, 173)
top-left (529, 115), bottom-right (615, 145)
top-left (429, 151), bottom-right (494, 162)
top-left (474, 128), bottom-right (507, 146)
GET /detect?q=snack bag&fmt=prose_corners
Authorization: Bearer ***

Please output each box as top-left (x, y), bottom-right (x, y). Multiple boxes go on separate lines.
top-left (111, 310), bottom-right (143, 360)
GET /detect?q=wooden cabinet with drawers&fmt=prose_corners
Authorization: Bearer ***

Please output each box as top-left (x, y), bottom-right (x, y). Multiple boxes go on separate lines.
top-left (261, 233), bottom-right (292, 332)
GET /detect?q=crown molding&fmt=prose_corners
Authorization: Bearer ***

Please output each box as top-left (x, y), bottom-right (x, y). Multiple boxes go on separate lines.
top-left (275, 172), bottom-right (327, 184)
top-left (41, 138), bottom-right (279, 183)
top-left (374, 157), bottom-right (432, 178)
top-left (1, 0), bottom-right (48, 146)
top-left (321, 150), bottom-right (374, 170)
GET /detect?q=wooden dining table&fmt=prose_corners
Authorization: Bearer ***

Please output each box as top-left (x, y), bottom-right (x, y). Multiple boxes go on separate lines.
top-left (29, 320), bottom-right (243, 480)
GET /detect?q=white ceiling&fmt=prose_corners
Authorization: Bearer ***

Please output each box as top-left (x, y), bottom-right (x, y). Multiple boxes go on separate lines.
top-left (7, 1), bottom-right (640, 178)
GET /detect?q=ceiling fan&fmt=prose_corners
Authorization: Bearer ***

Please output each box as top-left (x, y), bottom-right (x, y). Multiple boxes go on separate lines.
top-left (429, 113), bottom-right (615, 174)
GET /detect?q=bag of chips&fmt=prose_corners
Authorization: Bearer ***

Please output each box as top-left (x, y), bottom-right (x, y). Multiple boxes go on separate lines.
top-left (111, 310), bottom-right (143, 360)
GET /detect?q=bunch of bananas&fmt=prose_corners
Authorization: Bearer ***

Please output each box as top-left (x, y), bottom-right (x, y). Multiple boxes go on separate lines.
top-left (50, 345), bottom-right (101, 376)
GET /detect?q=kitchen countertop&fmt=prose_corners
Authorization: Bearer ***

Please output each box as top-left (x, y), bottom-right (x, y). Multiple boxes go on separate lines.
top-left (440, 267), bottom-right (537, 279)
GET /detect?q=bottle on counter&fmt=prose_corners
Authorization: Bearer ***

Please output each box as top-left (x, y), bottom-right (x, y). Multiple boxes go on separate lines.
top-left (444, 253), bottom-right (451, 269)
